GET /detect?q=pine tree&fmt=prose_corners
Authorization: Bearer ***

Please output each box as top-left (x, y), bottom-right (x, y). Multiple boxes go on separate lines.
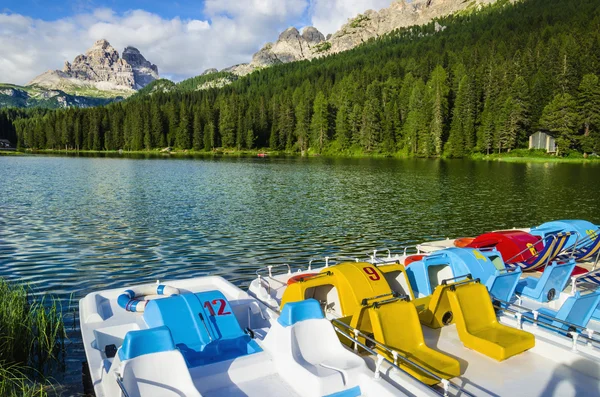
top-left (295, 98), bottom-right (311, 153)
top-left (203, 120), bottom-right (215, 151)
top-left (539, 93), bottom-right (579, 155)
top-left (403, 79), bottom-right (426, 155)
top-left (176, 103), bottom-right (192, 149)
top-left (360, 83), bottom-right (381, 152)
top-left (427, 65), bottom-right (449, 156)
top-left (335, 103), bottom-right (350, 150)
top-left (192, 110), bottom-right (203, 151)
top-left (310, 92), bottom-right (330, 153)
top-left (578, 74), bottom-right (600, 137)
top-left (151, 103), bottom-right (165, 148)
top-left (219, 99), bottom-right (236, 148)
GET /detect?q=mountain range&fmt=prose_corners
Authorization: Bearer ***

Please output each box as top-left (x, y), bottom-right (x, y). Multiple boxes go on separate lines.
top-left (0, 0), bottom-right (507, 109)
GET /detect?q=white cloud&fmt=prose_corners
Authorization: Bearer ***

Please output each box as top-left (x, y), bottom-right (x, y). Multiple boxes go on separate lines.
top-left (0, 0), bottom-right (393, 85)
top-left (309, 0), bottom-right (391, 35)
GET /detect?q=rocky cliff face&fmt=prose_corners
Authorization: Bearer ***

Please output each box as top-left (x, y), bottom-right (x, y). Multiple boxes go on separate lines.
top-left (122, 46), bottom-right (159, 89)
top-left (28, 39), bottom-right (158, 95)
top-left (217, 0), bottom-right (505, 76)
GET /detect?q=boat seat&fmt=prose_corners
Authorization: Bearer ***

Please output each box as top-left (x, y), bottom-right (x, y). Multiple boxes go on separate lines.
top-left (525, 291), bottom-right (600, 332)
top-left (446, 282), bottom-right (535, 361)
top-left (487, 267), bottom-right (521, 303)
top-left (266, 300), bottom-right (366, 397)
top-left (120, 349), bottom-right (202, 397)
top-left (515, 260), bottom-right (576, 302)
top-left (364, 300), bottom-right (460, 385)
top-left (144, 290), bottom-right (261, 367)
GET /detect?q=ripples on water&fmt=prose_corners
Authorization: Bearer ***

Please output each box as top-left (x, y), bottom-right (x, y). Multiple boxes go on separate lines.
top-left (1, 155), bottom-right (599, 392)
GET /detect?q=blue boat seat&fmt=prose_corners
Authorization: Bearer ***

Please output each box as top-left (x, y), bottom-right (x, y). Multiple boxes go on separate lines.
top-left (144, 290), bottom-right (261, 367)
top-left (119, 326), bottom-right (176, 361)
top-left (515, 260), bottom-right (576, 302)
top-left (524, 291), bottom-right (600, 332)
top-left (488, 267), bottom-right (521, 302)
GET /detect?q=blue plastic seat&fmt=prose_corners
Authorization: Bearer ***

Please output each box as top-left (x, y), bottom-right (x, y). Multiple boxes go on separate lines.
top-left (278, 299), bottom-right (324, 327)
top-left (119, 326), bottom-right (176, 361)
top-left (524, 291), bottom-right (600, 332)
top-left (515, 260), bottom-right (576, 302)
top-left (144, 290), bottom-right (262, 367)
top-left (487, 267), bottom-right (522, 302)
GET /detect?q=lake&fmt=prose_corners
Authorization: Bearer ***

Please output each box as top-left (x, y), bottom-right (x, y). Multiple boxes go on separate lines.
top-left (1, 155), bottom-right (599, 392)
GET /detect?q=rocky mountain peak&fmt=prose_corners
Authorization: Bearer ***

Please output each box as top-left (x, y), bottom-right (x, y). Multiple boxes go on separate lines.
top-left (28, 39), bottom-right (159, 93)
top-left (279, 27), bottom-right (301, 41)
top-left (302, 27), bottom-right (325, 44)
top-left (226, 0), bottom-right (507, 77)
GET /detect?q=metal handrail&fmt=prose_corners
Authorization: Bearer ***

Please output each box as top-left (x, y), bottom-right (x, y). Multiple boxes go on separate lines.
top-left (569, 268), bottom-right (600, 295)
top-left (331, 319), bottom-right (475, 397)
top-left (308, 256), bottom-right (359, 270)
top-left (404, 246), bottom-right (421, 256)
top-left (504, 233), bottom-right (558, 265)
top-left (361, 291), bottom-right (408, 307)
top-left (116, 374), bottom-right (132, 397)
top-left (255, 264), bottom-right (292, 294)
top-left (493, 298), bottom-right (600, 350)
top-left (368, 249), bottom-right (392, 263)
top-left (440, 274), bottom-right (472, 286)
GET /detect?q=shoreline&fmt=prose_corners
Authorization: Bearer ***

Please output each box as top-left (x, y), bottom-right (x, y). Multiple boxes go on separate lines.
top-left (2, 148), bottom-right (600, 164)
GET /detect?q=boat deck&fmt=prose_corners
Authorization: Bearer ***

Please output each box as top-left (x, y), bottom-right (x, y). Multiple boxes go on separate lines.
top-left (421, 324), bottom-right (600, 397)
top-left (191, 351), bottom-right (301, 397)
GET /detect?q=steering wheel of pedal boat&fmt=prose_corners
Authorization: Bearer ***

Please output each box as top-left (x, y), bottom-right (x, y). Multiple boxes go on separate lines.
top-left (117, 284), bottom-right (180, 312)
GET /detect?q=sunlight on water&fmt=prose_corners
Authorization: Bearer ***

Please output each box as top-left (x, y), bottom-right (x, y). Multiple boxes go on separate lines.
top-left (1, 155), bottom-right (599, 390)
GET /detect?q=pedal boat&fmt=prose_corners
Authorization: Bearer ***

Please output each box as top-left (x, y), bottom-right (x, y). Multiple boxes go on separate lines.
top-left (248, 259), bottom-right (600, 397)
top-left (79, 276), bottom-right (429, 397)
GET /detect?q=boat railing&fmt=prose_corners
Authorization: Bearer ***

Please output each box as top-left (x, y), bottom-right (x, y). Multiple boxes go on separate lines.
top-left (569, 267), bottom-right (600, 295)
top-left (360, 291), bottom-right (409, 307)
top-left (331, 319), bottom-right (475, 397)
top-left (504, 234), bottom-right (559, 267)
top-left (308, 256), bottom-right (359, 270)
top-left (368, 248), bottom-right (393, 263)
top-left (368, 246), bottom-right (423, 264)
top-left (115, 373), bottom-right (132, 397)
top-left (493, 298), bottom-right (600, 351)
top-left (255, 264), bottom-right (292, 294)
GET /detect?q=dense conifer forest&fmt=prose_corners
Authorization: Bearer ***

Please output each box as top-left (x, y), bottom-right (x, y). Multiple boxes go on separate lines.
top-left (2, 0), bottom-right (600, 157)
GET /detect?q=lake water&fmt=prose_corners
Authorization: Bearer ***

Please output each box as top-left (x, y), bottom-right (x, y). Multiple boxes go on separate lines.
top-left (1, 155), bottom-right (599, 392)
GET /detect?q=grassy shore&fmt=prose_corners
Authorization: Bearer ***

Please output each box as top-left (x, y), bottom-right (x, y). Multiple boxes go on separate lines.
top-left (473, 149), bottom-right (600, 163)
top-left (4, 147), bottom-right (600, 163)
top-left (0, 279), bottom-right (65, 397)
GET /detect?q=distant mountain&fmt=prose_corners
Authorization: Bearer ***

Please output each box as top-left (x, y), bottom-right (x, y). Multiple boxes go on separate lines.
top-left (28, 39), bottom-right (158, 95)
top-left (1, 39), bottom-right (159, 109)
top-left (0, 83), bottom-right (119, 109)
top-left (216, 0), bottom-right (511, 76)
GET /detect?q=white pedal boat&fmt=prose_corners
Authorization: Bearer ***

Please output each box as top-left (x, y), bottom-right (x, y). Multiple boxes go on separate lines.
top-left (248, 259), bottom-right (600, 397)
top-left (79, 276), bottom-right (435, 397)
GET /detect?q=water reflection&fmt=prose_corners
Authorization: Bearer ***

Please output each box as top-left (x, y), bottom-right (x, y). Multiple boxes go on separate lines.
top-left (0, 155), bottom-right (599, 390)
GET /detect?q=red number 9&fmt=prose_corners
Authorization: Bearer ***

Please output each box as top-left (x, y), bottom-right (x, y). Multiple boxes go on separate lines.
top-left (363, 267), bottom-right (381, 281)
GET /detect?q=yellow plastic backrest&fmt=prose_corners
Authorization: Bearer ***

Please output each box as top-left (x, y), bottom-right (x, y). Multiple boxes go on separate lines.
top-left (450, 282), bottom-right (496, 333)
top-left (324, 263), bottom-right (393, 316)
top-left (377, 264), bottom-right (416, 301)
top-left (280, 262), bottom-right (392, 316)
top-left (368, 301), bottom-right (425, 351)
top-left (414, 285), bottom-right (454, 329)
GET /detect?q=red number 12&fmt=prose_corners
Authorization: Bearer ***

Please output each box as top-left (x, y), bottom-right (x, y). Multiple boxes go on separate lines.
top-left (203, 299), bottom-right (232, 316)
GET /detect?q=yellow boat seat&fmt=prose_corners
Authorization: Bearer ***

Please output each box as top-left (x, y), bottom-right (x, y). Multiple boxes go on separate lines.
top-left (362, 300), bottom-right (461, 385)
top-left (447, 282), bottom-right (535, 361)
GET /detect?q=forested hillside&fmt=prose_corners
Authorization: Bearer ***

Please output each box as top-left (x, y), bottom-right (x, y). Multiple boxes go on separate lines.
top-left (5, 0), bottom-right (600, 157)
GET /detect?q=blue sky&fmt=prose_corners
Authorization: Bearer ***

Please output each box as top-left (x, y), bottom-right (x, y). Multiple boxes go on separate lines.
top-left (0, 0), bottom-right (390, 84)
top-left (2, 0), bottom-right (210, 21)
